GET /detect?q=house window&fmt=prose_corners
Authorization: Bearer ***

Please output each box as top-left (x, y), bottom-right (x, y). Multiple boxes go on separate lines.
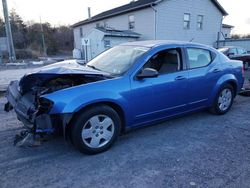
top-left (183, 13), bottom-right (191, 29)
top-left (104, 40), bottom-right (111, 48)
top-left (197, 15), bottom-right (204, 30)
top-left (128, 15), bottom-right (135, 30)
top-left (80, 27), bottom-right (83, 38)
top-left (96, 23), bottom-right (100, 28)
top-left (104, 21), bottom-right (108, 28)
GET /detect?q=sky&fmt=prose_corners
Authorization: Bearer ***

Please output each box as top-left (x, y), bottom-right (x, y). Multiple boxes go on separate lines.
top-left (0, 0), bottom-right (249, 34)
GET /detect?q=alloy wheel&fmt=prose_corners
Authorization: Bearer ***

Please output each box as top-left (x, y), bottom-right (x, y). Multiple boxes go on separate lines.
top-left (81, 115), bottom-right (114, 148)
top-left (218, 88), bottom-right (233, 111)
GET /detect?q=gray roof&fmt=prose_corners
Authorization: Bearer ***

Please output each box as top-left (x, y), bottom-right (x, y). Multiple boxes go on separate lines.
top-left (96, 27), bottom-right (141, 38)
top-left (222, 24), bottom-right (234, 28)
top-left (72, 0), bottom-right (228, 28)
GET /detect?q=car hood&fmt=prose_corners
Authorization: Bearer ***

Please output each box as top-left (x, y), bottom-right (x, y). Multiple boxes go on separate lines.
top-left (19, 60), bottom-right (110, 94)
top-left (30, 59), bottom-right (109, 75)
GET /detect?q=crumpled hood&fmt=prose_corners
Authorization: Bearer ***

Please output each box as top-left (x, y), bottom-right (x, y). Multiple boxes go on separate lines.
top-left (30, 59), bottom-right (109, 76)
top-left (19, 60), bottom-right (110, 94)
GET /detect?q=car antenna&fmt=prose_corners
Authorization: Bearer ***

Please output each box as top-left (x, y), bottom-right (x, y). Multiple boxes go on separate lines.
top-left (189, 38), bottom-right (194, 42)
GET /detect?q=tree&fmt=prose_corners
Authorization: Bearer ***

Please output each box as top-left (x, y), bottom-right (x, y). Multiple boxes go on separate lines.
top-left (0, 17), bottom-right (5, 37)
top-left (26, 22), bottom-right (58, 55)
top-left (53, 26), bottom-right (74, 52)
top-left (1, 9), bottom-right (74, 58)
top-left (231, 34), bottom-right (241, 39)
top-left (9, 9), bottom-right (27, 49)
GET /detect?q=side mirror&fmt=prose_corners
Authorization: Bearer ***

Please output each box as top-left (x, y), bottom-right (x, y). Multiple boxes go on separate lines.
top-left (137, 68), bottom-right (158, 79)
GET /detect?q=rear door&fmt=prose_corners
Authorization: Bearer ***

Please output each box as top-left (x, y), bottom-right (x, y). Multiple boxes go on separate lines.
top-left (184, 47), bottom-right (223, 109)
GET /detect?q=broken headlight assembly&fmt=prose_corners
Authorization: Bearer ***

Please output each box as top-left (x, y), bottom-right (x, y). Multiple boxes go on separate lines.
top-left (37, 97), bottom-right (54, 114)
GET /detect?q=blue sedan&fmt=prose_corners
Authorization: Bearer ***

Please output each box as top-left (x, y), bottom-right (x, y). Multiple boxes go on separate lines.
top-left (5, 41), bottom-right (244, 154)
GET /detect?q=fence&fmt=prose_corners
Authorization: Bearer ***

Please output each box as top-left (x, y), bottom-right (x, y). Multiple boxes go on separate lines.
top-left (218, 38), bottom-right (250, 52)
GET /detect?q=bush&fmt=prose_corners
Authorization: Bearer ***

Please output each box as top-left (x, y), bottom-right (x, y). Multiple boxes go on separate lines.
top-left (1, 51), bottom-right (9, 59)
top-left (15, 49), bottom-right (38, 59)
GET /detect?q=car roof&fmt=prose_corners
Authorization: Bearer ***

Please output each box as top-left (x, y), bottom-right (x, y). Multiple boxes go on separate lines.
top-left (120, 40), bottom-right (209, 48)
top-left (219, 46), bottom-right (245, 49)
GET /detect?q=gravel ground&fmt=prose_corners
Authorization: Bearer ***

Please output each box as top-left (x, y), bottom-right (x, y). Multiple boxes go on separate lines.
top-left (0, 94), bottom-right (250, 188)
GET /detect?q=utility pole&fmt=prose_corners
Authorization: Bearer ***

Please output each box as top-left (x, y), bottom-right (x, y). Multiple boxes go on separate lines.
top-left (2, 0), bottom-right (16, 62)
top-left (40, 17), bottom-right (47, 57)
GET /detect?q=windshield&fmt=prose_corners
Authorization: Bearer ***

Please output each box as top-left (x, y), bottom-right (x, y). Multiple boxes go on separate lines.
top-left (87, 45), bottom-right (149, 76)
top-left (218, 47), bottom-right (229, 54)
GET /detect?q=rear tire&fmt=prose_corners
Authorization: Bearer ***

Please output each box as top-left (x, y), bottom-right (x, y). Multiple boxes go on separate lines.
top-left (210, 84), bottom-right (234, 115)
top-left (71, 105), bottom-right (121, 154)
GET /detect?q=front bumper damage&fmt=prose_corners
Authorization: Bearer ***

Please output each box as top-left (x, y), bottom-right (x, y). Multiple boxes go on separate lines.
top-left (4, 81), bottom-right (72, 147)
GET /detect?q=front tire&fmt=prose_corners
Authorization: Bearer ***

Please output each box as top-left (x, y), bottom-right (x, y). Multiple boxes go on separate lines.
top-left (210, 84), bottom-right (234, 115)
top-left (71, 105), bottom-right (121, 154)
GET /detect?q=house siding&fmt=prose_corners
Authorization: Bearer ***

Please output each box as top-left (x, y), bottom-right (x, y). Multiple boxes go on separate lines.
top-left (155, 0), bottom-right (223, 46)
top-left (86, 30), bottom-right (138, 59)
top-left (74, 7), bottom-right (155, 50)
top-left (73, 0), bottom-right (225, 57)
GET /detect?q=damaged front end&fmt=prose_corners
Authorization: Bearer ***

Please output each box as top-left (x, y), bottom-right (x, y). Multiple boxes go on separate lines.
top-left (5, 80), bottom-right (56, 146)
top-left (4, 60), bottom-right (111, 147)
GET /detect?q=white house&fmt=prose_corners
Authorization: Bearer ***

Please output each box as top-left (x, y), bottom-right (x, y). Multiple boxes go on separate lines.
top-left (72, 0), bottom-right (227, 60)
top-left (76, 27), bottom-right (140, 60)
top-left (221, 24), bottom-right (234, 39)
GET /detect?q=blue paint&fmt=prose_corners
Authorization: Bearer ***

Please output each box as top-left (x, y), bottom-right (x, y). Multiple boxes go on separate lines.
top-left (39, 41), bottom-right (244, 129)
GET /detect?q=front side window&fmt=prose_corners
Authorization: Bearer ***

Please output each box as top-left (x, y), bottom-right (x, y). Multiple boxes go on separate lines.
top-left (184, 13), bottom-right (191, 29)
top-left (228, 48), bottom-right (237, 55)
top-left (197, 15), bottom-right (204, 30)
top-left (143, 48), bottom-right (182, 75)
top-left (187, 48), bottom-right (212, 69)
top-left (87, 45), bottom-right (149, 76)
top-left (129, 15), bottom-right (135, 30)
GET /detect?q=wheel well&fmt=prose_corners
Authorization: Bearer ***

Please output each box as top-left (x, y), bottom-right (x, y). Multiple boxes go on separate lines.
top-left (227, 81), bottom-right (237, 97)
top-left (65, 102), bottom-right (126, 140)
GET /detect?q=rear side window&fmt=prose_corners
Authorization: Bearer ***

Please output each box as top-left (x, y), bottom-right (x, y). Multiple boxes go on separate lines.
top-left (237, 48), bottom-right (247, 54)
top-left (186, 48), bottom-right (212, 69)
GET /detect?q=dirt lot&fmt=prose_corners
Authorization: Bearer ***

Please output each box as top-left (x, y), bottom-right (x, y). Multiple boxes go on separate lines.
top-left (0, 92), bottom-right (250, 188)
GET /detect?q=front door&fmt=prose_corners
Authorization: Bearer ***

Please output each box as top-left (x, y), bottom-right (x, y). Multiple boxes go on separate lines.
top-left (129, 47), bottom-right (188, 126)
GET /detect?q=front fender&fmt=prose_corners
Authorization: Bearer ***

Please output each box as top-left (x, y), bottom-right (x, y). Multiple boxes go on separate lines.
top-left (42, 77), bottom-right (130, 115)
top-left (208, 74), bottom-right (238, 105)
top-left (62, 91), bottom-right (128, 114)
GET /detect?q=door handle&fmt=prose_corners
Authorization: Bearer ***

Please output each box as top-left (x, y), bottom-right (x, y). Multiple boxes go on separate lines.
top-left (212, 68), bottom-right (221, 73)
top-left (175, 76), bottom-right (186, 81)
